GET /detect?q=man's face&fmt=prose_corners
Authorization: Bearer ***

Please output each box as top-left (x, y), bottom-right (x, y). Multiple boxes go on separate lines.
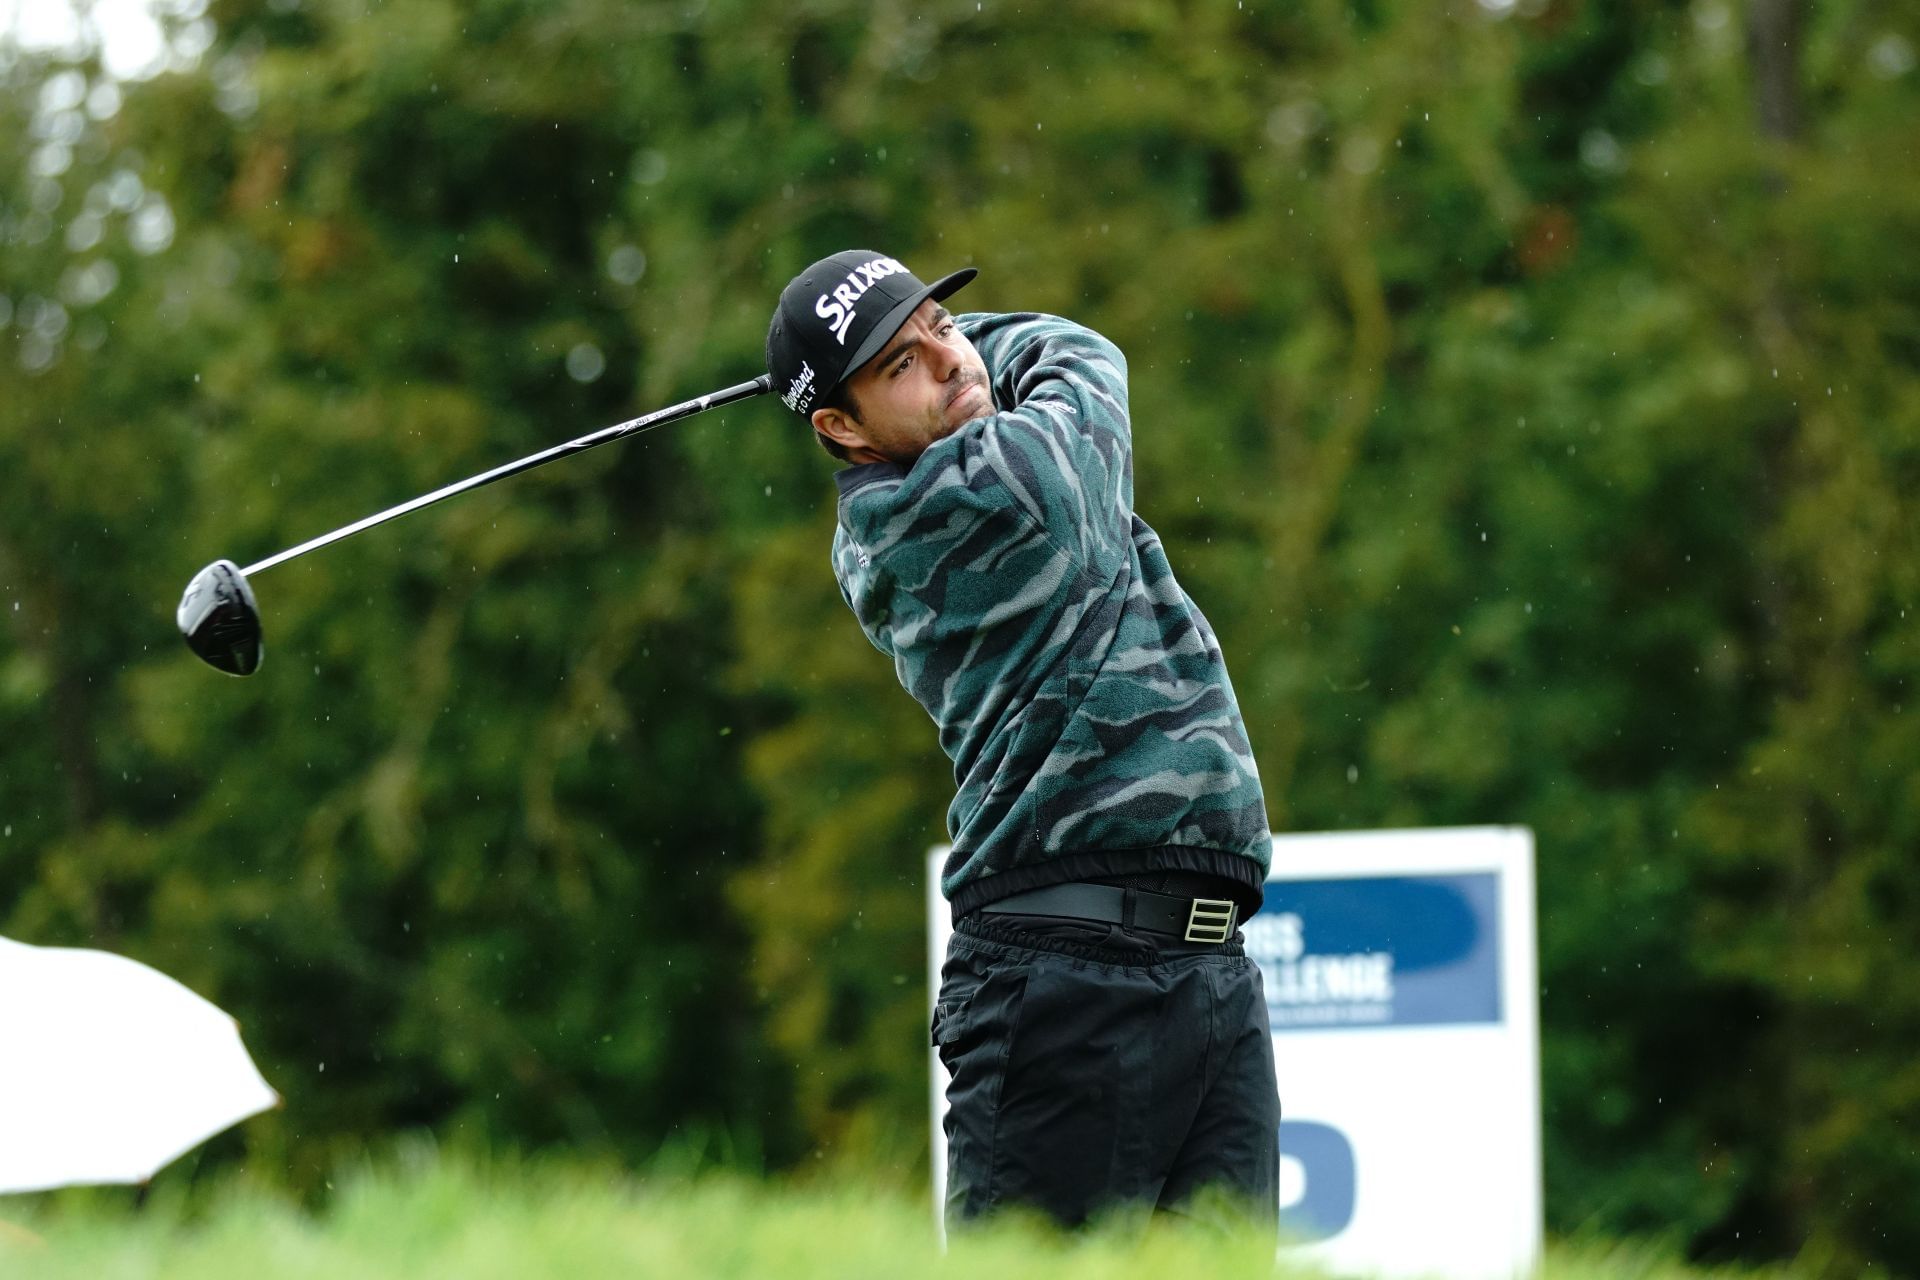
top-left (810, 301), bottom-right (993, 465)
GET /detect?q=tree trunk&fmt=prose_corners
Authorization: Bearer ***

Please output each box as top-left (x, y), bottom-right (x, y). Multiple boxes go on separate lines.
top-left (1747, 0), bottom-right (1803, 141)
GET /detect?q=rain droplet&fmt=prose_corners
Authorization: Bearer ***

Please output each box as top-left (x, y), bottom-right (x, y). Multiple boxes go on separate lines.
top-left (566, 342), bottom-right (606, 383)
top-left (1868, 33), bottom-right (1914, 79)
top-left (607, 245), bottom-right (646, 285)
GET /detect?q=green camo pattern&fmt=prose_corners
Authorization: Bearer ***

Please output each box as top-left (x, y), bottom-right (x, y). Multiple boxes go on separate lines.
top-left (831, 313), bottom-right (1271, 901)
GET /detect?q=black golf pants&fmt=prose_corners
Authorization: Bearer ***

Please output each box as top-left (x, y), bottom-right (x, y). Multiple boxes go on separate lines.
top-left (934, 913), bottom-right (1280, 1234)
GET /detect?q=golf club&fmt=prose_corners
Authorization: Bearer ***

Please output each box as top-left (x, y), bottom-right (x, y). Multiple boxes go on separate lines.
top-left (177, 374), bottom-right (773, 676)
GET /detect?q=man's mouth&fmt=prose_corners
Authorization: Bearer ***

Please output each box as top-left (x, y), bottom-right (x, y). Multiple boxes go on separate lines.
top-left (946, 379), bottom-right (986, 416)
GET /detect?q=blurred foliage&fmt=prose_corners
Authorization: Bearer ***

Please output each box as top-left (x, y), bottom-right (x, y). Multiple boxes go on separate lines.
top-left (2, 0), bottom-right (1917, 1273)
top-left (0, 1143), bottom-right (1823, 1280)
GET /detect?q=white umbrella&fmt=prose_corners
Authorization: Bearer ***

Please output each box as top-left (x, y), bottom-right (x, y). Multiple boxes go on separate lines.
top-left (0, 935), bottom-right (279, 1194)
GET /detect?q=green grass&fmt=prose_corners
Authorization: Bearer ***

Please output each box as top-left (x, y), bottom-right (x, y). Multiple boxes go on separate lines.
top-left (0, 1148), bottom-right (1808, 1280)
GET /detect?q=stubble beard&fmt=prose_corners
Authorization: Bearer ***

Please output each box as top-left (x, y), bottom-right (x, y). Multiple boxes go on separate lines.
top-left (943, 367), bottom-right (990, 425)
top-left (883, 366), bottom-right (992, 465)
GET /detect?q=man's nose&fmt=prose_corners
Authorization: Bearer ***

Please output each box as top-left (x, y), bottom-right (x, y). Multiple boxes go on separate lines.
top-left (928, 332), bottom-right (963, 377)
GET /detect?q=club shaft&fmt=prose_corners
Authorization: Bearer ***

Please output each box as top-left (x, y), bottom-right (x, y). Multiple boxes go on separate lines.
top-left (242, 375), bottom-right (771, 577)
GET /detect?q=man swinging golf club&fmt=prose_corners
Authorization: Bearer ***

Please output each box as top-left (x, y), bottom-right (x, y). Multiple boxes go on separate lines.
top-left (767, 251), bottom-right (1280, 1233)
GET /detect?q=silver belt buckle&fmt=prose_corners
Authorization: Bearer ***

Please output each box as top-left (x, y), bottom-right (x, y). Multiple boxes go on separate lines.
top-left (1184, 897), bottom-right (1236, 944)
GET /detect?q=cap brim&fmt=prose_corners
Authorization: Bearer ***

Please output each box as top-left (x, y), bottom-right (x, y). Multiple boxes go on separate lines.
top-left (838, 267), bottom-right (978, 385)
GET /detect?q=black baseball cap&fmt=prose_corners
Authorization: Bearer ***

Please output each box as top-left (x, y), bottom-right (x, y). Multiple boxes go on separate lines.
top-left (766, 250), bottom-right (977, 419)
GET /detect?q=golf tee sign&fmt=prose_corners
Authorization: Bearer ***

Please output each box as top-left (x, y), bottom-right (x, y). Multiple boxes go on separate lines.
top-left (927, 826), bottom-right (1543, 1279)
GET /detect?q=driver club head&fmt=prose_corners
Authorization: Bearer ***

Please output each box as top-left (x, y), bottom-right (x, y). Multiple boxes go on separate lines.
top-left (178, 559), bottom-right (264, 676)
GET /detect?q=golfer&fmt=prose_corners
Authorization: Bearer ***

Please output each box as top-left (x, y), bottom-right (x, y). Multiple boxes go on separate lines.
top-left (767, 251), bottom-right (1278, 1232)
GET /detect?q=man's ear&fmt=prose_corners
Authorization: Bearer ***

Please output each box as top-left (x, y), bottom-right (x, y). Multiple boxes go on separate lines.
top-left (811, 405), bottom-right (870, 455)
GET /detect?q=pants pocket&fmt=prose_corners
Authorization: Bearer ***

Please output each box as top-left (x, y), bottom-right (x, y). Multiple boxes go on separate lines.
top-left (938, 955), bottom-right (1030, 1225)
top-left (931, 947), bottom-right (991, 1055)
top-left (989, 959), bottom-right (1130, 1225)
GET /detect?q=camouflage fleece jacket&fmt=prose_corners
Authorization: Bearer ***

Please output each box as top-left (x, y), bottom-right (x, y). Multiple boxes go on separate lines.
top-left (831, 312), bottom-right (1271, 916)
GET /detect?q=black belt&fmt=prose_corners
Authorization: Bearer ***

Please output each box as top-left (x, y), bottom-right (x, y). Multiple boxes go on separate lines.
top-left (980, 881), bottom-right (1239, 944)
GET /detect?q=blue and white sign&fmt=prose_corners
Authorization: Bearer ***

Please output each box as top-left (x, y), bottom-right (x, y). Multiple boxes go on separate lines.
top-left (1252, 872), bottom-right (1502, 1030)
top-left (928, 826), bottom-right (1541, 1280)
top-left (1258, 827), bottom-right (1541, 1280)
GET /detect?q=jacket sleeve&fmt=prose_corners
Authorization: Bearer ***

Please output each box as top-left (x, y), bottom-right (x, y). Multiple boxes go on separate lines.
top-left (957, 313), bottom-right (1134, 573)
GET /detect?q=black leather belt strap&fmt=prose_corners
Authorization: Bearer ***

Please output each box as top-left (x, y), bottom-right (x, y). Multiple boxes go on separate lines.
top-left (980, 881), bottom-right (1239, 944)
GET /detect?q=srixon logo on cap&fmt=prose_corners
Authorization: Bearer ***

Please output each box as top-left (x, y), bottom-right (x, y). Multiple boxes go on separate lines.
top-left (813, 256), bottom-right (908, 344)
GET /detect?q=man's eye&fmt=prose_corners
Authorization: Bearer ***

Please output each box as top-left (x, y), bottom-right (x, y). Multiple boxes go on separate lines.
top-left (893, 355), bottom-right (912, 375)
